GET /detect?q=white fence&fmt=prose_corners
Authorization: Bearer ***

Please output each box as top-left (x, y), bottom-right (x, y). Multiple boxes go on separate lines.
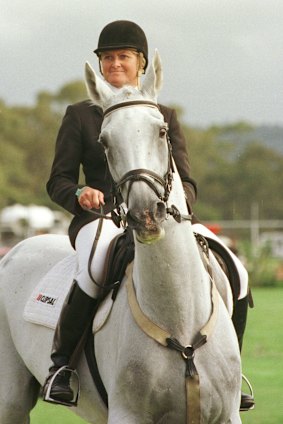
top-left (205, 220), bottom-right (283, 258)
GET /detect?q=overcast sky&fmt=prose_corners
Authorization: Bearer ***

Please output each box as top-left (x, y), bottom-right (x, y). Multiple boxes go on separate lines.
top-left (1, 0), bottom-right (282, 126)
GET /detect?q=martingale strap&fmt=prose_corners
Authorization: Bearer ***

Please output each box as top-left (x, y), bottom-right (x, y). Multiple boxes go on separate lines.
top-left (125, 261), bottom-right (219, 424)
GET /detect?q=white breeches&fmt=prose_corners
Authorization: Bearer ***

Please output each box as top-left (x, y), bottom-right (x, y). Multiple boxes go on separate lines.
top-left (75, 219), bottom-right (248, 300)
top-left (75, 217), bottom-right (123, 298)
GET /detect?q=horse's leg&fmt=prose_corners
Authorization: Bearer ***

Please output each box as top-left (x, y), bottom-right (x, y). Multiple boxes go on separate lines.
top-left (0, 308), bottom-right (40, 423)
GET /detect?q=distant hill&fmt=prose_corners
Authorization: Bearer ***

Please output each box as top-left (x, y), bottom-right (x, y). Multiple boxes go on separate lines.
top-left (214, 124), bottom-right (283, 155)
top-left (242, 125), bottom-right (283, 154)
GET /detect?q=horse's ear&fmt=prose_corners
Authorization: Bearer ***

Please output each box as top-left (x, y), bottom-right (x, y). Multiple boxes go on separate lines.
top-left (85, 61), bottom-right (113, 108)
top-left (141, 50), bottom-right (163, 100)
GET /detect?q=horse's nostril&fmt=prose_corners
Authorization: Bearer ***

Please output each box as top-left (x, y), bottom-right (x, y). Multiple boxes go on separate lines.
top-left (155, 202), bottom-right (166, 221)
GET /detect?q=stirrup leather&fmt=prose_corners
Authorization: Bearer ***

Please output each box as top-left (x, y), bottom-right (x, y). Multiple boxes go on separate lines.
top-left (240, 374), bottom-right (255, 411)
top-left (43, 365), bottom-right (80, 407)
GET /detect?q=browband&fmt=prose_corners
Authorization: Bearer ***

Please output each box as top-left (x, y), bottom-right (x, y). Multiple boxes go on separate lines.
top-left (103, 100), bottom-right (159, 118)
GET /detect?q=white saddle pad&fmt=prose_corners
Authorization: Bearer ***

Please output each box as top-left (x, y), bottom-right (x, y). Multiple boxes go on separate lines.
top-left (23, 254), bottom-right (77, 329)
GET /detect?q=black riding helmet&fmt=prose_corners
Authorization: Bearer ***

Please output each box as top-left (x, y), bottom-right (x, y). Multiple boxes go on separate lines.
top-left (94, 20), bottom-right (148, 70)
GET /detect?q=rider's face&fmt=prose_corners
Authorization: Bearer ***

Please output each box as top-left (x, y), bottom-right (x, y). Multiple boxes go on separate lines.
top-left (100, 49), bottom-right (139, 88)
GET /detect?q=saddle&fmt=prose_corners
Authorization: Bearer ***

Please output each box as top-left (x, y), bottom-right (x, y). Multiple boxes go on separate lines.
top-left (100, 229), bottom-right (242, 302)
top-left (205, 236), bottom-right (253, 308)
top-left (100, 226), bottom-right (135, 299)
top-left (205, 236), bottom-right (240, 303)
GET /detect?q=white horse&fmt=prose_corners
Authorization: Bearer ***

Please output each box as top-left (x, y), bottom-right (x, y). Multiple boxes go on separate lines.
top-left (0, 52), bottom-right (242, 424)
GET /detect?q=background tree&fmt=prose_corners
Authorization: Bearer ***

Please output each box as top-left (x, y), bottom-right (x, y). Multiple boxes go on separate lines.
top-left (0, 82), bottom-right (282, 224)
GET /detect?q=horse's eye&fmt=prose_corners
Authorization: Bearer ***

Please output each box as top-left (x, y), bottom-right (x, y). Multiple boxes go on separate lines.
top-left (159, 127), bottom-right (167, 138)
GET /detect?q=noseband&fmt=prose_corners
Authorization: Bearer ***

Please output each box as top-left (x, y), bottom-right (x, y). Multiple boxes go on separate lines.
top-left (103, 100), bottom-right (174, 205)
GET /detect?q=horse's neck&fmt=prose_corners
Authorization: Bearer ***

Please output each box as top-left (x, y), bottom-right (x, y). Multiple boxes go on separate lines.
top-left (132, 178), bottom-right (212, 343)
top-left (133, 221), bottom-right (212, 343)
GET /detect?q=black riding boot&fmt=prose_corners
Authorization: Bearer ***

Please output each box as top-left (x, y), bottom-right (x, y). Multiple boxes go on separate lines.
top-left (232, 295), bottom-right (255, 411)
top-left (43, 281), bottom-right (97, 405)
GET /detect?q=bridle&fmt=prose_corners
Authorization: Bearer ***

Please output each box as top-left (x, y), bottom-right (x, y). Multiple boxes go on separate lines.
top-left (85, 99), bottom-right (192, 225)
top-left (104, 100), bottom-right (174, 206)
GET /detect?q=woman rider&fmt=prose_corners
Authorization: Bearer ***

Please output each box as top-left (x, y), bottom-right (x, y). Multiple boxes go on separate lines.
top-left (43, 20), bottom-right (254, 411)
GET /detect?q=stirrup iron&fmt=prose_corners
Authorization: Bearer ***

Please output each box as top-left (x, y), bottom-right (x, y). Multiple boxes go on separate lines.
top-left (240, 374), bottom-right (255, 411)
top-left (43, 365), bottom-right (80, 407)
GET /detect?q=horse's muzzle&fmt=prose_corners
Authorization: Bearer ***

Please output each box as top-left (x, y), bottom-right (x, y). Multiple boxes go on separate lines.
top-left (126, 202), bottom-right (166, 244)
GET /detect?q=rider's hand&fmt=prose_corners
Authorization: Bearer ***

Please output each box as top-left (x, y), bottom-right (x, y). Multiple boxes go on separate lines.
top-left (78, 186), bottom-right (105, 209)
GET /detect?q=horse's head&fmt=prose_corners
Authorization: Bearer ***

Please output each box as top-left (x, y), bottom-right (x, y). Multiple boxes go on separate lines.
top-left (85, 51), bottom-right (173, 244)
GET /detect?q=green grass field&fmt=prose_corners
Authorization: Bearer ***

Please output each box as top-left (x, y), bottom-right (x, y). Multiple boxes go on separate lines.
top-left (240, 287), bottom-right (283, 424)
top-left (30, 287), bottom-right (283, 423)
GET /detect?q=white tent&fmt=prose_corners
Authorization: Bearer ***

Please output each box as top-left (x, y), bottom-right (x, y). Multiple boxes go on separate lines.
top-left (0, 204), bottom-right (56, 234)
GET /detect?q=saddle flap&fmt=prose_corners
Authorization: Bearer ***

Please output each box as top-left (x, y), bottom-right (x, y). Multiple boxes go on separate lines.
top-left (99, 227), bottom-right (135, 295)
